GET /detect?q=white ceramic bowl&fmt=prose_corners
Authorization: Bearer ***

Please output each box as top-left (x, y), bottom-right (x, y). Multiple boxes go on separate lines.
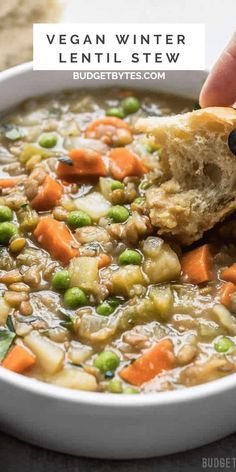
top-left (1, 63), bottom-right (235, 460)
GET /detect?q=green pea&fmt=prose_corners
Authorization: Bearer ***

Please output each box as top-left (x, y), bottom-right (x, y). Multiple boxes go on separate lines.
top-left (123, 387), bottom-right (140, 394)
top-left (214, 336), bottom-right (234, 353)
top-left (119, 249), bottom-right (142, 266)
top-left (0, 222), bottom-right (18, 244)
top-left (96, 301), bottom-right (114, 316)
top-left (111, 180), bottom-right (125, 191)
top-left (94, 351), bottom-right (120, 373)
top-left (107, 379), bottom-right (123, 393)
top-left (96, 297), bottom-right (120, 316)
top-left (0, 206), bottom-right (13, 222)
top-left (38, 133), bottom-right (57, 148)
top-left (52, 270), bottom-right (70, 290)
top-left (64, 287), bottom-right (88, 309)
top-left (106, 107), bottom-right (125, 119)
top-left (121, 96), bottom-right (140, 115)
top-left (107, 205), bottom-right (129, 223)
top-left (67, 210), bottom-right (92, 229)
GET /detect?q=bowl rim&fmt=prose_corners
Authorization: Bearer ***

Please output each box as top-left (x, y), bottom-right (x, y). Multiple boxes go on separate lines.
top-left (1, 365), bottom-right (236, 407)
top-left (0, 61), bottom-right (232, 409)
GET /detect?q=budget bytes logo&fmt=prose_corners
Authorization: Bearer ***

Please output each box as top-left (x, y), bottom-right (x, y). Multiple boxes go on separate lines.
top-left (202, 457), bottom-right (236, 469)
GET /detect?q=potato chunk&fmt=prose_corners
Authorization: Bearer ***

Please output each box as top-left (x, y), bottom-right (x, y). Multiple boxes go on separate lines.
top-left (68, 256), bottom-right (99, 293)
top-left (0, 298), bottom-right (11, 325)
top-left (51, 367), bottom-right (97, 391)
top-left (24, 331), bottom-right (65, 374)
top-left (142, 237), bottom-right (181, 283)
top-left (111, 265), bottom-right (145, 297)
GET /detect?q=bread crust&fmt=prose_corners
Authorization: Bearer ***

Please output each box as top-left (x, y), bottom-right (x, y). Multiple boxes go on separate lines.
top-left (136, 107), bottom-right (236, 245)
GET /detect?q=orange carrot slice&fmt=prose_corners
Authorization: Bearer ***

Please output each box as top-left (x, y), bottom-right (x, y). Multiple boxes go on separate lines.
top-left (181, 244), bottom-right (213, 284)
top-left (97, 253), bottom-right (111, 269)
top-left (120, 339), bottom-right (174, 386)
top-left (31, 175), bottom-right (63, 211)
top-left (57, 149), bottom-right (107, 181)
top-left (0, 177), bottom-right (22, 188)
top-left (34, 217), bottom-right (79, 265)
top-left (108, 148), bottom-right (148, 180)
top-left (2, 345), bottom-right (36, 373)
top-left (219, 282), bottom-right (236, 307)
top-left (85, 117), bottom-right (131, 137)
top-left (221, 263), bottom-right (236, 284)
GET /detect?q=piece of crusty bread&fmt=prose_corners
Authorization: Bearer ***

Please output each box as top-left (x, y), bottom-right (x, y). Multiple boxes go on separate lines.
top-left (136, 107), bottom-right (236, 245)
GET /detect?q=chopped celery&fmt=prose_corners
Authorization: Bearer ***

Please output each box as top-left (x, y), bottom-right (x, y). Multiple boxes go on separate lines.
top-left (20, 144), bottom-right (52, 163)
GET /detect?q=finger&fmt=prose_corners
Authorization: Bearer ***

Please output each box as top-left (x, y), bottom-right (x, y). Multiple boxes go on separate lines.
top-left (200, 31), bottom-right (236, 108)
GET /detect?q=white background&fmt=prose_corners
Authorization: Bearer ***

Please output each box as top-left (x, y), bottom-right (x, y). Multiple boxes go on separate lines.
top-left (62, 0), bottom-right (236, 70)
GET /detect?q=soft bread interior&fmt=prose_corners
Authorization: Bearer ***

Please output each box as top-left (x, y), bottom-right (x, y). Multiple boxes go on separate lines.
top-left (136, 107), bottom-right (236, 245)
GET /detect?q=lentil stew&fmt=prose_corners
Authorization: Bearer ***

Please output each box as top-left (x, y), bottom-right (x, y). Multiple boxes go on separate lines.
top-left (0, 88), bottom-right (236, 394)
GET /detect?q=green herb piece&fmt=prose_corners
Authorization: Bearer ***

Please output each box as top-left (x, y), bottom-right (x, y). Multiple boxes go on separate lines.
top-left (139, 180), bottom-right (150, 190)
top-left (0, 329), bottom-right (15, 361)
top-left (6, 315), bottom-right (15, 333)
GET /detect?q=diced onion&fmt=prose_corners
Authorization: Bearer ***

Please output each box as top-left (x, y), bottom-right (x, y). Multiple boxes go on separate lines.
top-left (74, 192), bottom-right (111, 221)
top-left (0, 298), bottom-right (11, 325)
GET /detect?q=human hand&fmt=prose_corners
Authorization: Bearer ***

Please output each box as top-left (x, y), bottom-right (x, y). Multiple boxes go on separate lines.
top-left (200, 31), bottom-right (236, 108)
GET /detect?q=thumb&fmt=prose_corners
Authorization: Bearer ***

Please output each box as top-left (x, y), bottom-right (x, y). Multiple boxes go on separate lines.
top-left (200, 31), bottom-right (236, 108)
